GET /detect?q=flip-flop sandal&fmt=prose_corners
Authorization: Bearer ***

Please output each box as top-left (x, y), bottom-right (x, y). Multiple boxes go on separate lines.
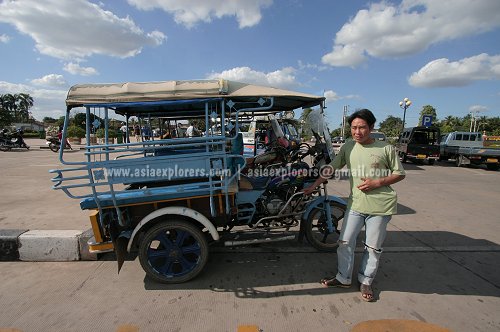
top-left (360, 283), bottom-right (375, 302)
top-left (320, 277), bottom-right (351, 288)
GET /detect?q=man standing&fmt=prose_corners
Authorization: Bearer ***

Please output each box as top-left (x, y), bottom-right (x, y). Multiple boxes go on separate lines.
top-left (303, 109), bottom-right (405, 302)
top-left (186, 122), bottom-right (199, 138)
top-left (119, 123), bottom-right (128, 143)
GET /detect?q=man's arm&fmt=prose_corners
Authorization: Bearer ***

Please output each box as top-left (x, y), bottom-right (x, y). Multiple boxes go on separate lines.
top-left (357, 174), bottom-right (405, 192)
top-left (302, 173), bottom-right (330, 195)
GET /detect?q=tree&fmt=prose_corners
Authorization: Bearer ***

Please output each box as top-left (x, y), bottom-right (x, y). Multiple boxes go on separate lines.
top-left (0, 108), bottom-right (13, 128)
top-left (43, 117), bottom-right (57, 124)
top-left (73, 112), bottom-right (104, 130)
top-left (299, 108), bottom-right (314, 139)
top-left (419, 105), bottom-right (438, 126)
top-left (0, 93), bottom-right (34, 124)
top-left (379, 115), bottom-right (403, 137)
top-left (0, 95), bottom-right (13, 127)
top-left (15, 93), bottom-right (34, 122)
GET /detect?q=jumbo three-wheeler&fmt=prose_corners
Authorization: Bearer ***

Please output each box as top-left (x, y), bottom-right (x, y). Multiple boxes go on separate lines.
top-left (51, 79), bottom-right (346, 283)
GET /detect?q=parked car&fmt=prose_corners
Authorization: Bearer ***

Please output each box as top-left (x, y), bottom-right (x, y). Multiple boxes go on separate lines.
top-left (332, 136), bottom-right (345, 143)
top-left (370, 132), bottom-right (386, 141)
top-left (439, 131), bottom-right (500, 170)
top-left (395, 126), bottom-right (440, 164)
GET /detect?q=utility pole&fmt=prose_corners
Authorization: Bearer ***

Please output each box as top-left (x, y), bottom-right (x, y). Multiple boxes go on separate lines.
top-left (341, 105), bottom-right (348, 139)
top-left (470, 109), bottom-right (486, 132)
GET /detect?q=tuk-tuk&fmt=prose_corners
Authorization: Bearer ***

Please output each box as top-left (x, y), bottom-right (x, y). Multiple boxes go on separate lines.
top-left (51, 79), bottom-right (346, 283)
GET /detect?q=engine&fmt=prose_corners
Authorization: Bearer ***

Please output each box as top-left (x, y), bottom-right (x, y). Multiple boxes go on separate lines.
top-left (264, 195), bottom-right (288, 215)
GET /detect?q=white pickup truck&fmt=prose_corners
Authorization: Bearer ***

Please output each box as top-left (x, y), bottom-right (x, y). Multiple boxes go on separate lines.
top-left (439, 131), bottom-right (500, 171)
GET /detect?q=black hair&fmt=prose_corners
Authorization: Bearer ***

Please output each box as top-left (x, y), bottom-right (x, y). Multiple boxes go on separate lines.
top-left (347, 109), bottom-right (376, 128)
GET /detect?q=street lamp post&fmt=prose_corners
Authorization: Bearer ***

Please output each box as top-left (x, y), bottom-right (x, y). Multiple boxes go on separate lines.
top-left (399, 97), bottom-right (412, 132)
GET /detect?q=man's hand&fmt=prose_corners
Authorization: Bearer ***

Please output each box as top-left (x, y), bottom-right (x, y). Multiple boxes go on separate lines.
top-left (302, 177), bottom-right (328, 195)
top-left (302, 185), bottom-right (316, 195)
top-left (357, 174), bottom-right (405, 192)
top-left (357, 178), bottom-right (381, 192)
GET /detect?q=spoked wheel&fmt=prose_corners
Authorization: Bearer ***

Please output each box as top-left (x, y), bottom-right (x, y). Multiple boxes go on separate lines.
top-left (0, 144), bottom-right (10, 152)
top-left (139, 220), bottom-right (209, 283)
top-left (305, 201), bottom-right (346, 252)
top-left (49, 143), bottom-right (59, 152)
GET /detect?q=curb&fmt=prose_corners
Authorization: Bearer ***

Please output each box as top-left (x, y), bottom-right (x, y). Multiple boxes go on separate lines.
top-left (0, 228), bottom-right (97, 262)
top-left (38, 146), bottom-right (87, 150)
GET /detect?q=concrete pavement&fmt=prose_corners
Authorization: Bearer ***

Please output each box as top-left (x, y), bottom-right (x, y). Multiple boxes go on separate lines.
top-left (0, 138), bottom-right (499, 330)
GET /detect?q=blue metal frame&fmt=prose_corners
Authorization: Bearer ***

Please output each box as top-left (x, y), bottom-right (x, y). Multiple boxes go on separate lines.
top-left (50, 96), bottom-right (277, 230)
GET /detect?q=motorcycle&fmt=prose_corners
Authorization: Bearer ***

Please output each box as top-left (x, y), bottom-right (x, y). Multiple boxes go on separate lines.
top-left (232, 109), bottom-right (345, 251)
top-left (46, 136), bottom-right (72, 152)
top-left (0, 129), bottom-right (30, 151)
top-left (242, 115), bottom-right (301, 173)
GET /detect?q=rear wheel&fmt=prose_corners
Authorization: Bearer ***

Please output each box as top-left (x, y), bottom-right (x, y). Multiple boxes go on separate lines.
top-left (305, 201), bottom-right (346, 252)
top-left (49, 142), bottom-right (59, 152)
top-left (0, 144), bottom-right (10, 152)
top-left (139, 220), bottom-right (209, 283)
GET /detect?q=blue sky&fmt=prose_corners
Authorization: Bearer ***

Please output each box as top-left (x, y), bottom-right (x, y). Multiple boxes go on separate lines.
top-left (1, 0), bottom-right (499, 129)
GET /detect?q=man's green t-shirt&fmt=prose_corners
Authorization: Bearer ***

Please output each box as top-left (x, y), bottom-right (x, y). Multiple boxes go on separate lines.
top-left (331, 140), bottom-right (405, 215)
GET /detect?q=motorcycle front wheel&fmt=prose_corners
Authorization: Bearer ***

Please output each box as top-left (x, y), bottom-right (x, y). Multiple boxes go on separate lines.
top-left (305, 201), bottom-right (346, 252)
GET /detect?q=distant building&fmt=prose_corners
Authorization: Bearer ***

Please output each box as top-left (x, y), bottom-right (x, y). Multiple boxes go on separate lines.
top-left (12, 121), bottom-right (46, 131)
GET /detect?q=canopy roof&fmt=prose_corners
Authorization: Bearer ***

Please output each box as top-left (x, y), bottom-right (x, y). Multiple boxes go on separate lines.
top-left (66, 79), bottom-right (324, 116)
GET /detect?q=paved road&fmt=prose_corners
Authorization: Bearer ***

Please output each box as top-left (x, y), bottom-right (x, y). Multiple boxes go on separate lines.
top-left (0, 139), bottom-right (499, 331)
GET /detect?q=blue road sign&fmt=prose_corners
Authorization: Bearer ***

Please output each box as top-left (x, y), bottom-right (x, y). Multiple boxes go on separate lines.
top-left (422, 115), bottom-right (433, 127)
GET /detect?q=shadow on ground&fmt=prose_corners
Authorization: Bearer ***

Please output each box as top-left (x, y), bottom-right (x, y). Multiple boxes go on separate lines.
top-left (138, 230), bottom-right (500, 298)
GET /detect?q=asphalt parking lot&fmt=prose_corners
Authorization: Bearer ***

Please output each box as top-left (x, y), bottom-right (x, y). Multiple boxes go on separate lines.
top-left (0, 138), bottom-right (499, 331)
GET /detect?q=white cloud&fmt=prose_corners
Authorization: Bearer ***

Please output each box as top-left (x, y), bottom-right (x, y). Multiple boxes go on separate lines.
top-left (324, 90), bottom-right (360, 103)
top-left (31, 74), bottom-right (67, 88)
top-left (322, 0), bottom-right (500, 67)
top-left (469, 105), bottom-right (488, 113)
top-left (408, 53), bottom-right (500, 87)
top-left (0, 0), bottom-right (166, 60)
top-left (297, 60), bottom-right (329, 72)
top-left (324, 90), bottom-right (340, 102)
top-left (127, 0), bottom-right (272, 28)
top-left (0, 33), bottom-right (10, 43)
top-left (0, 81), bottom-right (67, 120)
top-left (63, 62), bottom-right (99, 76)
top-left (207, 66), bottom-right (298, 88)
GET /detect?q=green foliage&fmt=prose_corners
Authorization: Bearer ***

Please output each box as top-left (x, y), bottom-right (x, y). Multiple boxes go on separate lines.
top-left (67, 125), bottom-right (86, 138)
top-left (329, 103), bottom-right (499, 140)
top-left (96, 128), bottom-right (118, 138)
top-left (330, 127), bottom-right (342, 138)
top-left (299, 108), bottom-right (314, 138)
top-left (0, 93), bottom-right (34, 125)
top-left (379, 115), bottom-right (403, 137)
top-left (0, 108), bottom-right (14, 128)
top-left (43, 117), bottom-right (57, 124)
top-left (56, 116), bottom-right (66, 128)
top-left (419, 105), bottom-right (438, 125)
top-left (73, 112), bottom-right (104, 130)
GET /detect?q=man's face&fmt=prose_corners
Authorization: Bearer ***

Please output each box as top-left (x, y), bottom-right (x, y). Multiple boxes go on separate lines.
top-left (350, 117), bottom-right (373, 145)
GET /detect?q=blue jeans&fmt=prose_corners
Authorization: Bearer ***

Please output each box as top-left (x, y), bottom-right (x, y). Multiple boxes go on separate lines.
top-left (335, 210), bottom-right (391, 286)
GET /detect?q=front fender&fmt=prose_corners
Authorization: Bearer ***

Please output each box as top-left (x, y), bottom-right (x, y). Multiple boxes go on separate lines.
top-left (302, 195), bottom-right (347, 222)
top-left (126, 206), bottom-right (219, 252)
